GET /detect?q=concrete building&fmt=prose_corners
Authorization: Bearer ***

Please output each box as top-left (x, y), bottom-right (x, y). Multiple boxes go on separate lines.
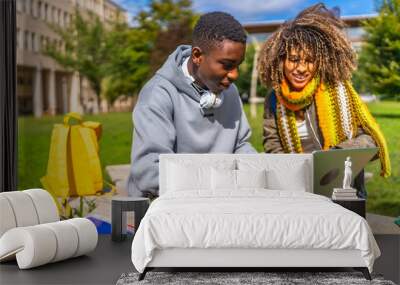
top-left (16, 0), bottom-right (128, 117)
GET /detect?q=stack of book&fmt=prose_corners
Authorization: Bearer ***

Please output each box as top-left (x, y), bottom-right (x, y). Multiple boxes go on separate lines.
top-left (332, 188), bottom-right (358, 200)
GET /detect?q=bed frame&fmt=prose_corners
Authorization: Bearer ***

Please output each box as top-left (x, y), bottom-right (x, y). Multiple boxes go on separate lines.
top-left (138, 248), bottom-right (371, 280)
top-left (137, 154), bottom-right (372, 281)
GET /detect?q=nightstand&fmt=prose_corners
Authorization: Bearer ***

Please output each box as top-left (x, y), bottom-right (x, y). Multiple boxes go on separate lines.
top-left (332, 198), bottom-right (366, 218)
top-left (111, 196), bottom-right (150, 241)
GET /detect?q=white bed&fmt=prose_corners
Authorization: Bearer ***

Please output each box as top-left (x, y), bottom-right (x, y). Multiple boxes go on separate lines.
top-left (131, 154), bottom-right (380, 280)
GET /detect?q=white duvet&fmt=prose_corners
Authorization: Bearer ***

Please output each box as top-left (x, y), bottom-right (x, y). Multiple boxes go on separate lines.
top-left (131, 190), bottom-right (380, 273)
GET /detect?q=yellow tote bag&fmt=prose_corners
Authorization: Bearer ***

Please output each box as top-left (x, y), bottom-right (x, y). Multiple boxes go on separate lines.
top-left (41, 112), bottom-right (103, 198)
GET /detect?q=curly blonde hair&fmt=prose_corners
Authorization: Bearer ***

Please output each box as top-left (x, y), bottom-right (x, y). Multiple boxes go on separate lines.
top-left (258, 3), bottom-right (356, 90)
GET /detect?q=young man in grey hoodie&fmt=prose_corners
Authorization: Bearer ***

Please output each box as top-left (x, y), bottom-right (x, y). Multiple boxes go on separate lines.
top-left (127, 12), bottom-right (257, 197)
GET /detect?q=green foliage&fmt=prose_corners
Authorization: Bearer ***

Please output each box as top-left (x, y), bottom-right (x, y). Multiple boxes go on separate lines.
top-left (235, 44), bottom-right (269, 98)
top-left (136, 0), bottom-right (199, 73)
top-left (61, 197), bottom-right (97, 219)
top-left (356, 0), bottom-right (400, 100)
top-left (149, 17), bottom-right (194, 73)
top-left (101, 23), bottom-right (151, 102)
top-left (136, 0), bottom-right (197, 39)
top-left (46, 10), bottom-right (109, 96)
top-left (46, 11), bottom-right (152, 103)
top-left (46, 1), bottom-right (198, 102)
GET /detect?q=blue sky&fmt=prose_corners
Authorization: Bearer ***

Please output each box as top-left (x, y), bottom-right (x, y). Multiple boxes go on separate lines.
top-left (114, 0), bottom-right (377, 24)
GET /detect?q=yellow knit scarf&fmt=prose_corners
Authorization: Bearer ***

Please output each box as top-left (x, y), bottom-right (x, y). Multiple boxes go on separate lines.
top-left (275, 79), bottom-right (391, 177)
top-left (276, 77), bottom-right (320, 111)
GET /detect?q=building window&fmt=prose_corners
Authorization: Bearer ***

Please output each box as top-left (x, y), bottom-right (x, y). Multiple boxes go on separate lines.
top-left (26, 0), bottom-right (31, 16)
top-left (31, 33), bottom-right (34, 51)
top-left (21, 0), bottom-right (26, 13)
top-left (60, 10), bottom-right (64, 27)
top-left (44, 3), bottom-right (48, 21)
top-left (38, 1), bottom-right (42, 19)
top-left (16, 0), bottom-right (22, 12)
top-left (58, 9), bottom-right (61, 26)
top-left (37, 35), bottom-right (41, 51)
top-left (52, 7), bottom-right (57, 23)
top-left (31, 0), bottom-right (36, 17)
top-left (32, 33), bottom-right (37, 52)
top-left (40, 35), bottom-right (44, 51)
top-left (41, 36), bottom-right (48, 51)
top-left (16, 28), bottom-right (20, 49)
top-left (24, 31), bottom-right (29, 50)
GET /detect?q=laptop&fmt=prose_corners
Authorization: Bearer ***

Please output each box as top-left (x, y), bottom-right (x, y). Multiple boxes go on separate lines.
top-left (312, 147), bottom-right (378, 197)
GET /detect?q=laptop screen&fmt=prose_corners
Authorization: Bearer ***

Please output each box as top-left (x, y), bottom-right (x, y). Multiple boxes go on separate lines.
top-left (312, 148), bottom-right (378, 197)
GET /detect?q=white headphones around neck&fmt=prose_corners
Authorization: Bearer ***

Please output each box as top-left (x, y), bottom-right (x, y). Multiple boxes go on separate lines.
top-left (199, 91), bottom-right (224, 109)
top-left (191, 82), bottom-right (224, 109)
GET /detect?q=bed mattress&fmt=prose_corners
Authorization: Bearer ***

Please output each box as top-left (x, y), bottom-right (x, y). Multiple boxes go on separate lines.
top-left (131, 190), bottom-right (380, 273)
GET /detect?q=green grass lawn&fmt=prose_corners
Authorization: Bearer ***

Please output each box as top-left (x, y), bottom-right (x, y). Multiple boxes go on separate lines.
top-left (18, 101), bottom-right (400, 217)
top-left (359, 101), bottom-right (400, 217)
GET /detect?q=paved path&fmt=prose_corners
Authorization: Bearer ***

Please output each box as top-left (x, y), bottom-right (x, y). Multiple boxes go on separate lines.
top-left (106, 164), bottom-right (130, 196)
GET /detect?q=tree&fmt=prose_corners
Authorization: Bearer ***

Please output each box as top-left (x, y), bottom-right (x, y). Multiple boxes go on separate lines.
top-left (46, 10), bottom-right (152, 104)
top-left (136, 0), bottom-right (197, 36)
top-left (136, 0), bottom-right (198, 73)
top-left (235, 43), bottom-right (268, 100)
top-left (101, 23), bottom-right (151, 103)
top-left (47, 1), bottom-right (199, 105)
top-left (356, 0), bottom-right (400, 100)
top-left (46, 11), bottom-right (109, 98)
top-left (149, 17), bottom-right (194, 73)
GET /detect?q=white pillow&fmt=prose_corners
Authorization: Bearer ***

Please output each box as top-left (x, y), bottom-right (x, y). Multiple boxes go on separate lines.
top-left (165, 158), bottom-right (236, 192)
top-left (265, 161), bottom-right (308, 191)
top-left (237, 156), bottom-right (310, 192)
top-left (166, 157), bottom-right (236, 171)
top-left (167, 162), bottom-right (211, 191)
top-left (211, 168), bottom-right (236, 190)
top-left (236, 169), bottom-right (268, 189)
top-left (211, 168), bottom-right (268, 190)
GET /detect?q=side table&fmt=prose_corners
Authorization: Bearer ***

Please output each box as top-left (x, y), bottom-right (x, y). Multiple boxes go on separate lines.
top-left (332, 198), bottom-right (366, 218)
top-left (112, 196), bottom-right (150, 241)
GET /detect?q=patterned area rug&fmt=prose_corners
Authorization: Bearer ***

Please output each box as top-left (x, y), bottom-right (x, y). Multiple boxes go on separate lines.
top-left (116, 271), bottom-right (395, 285)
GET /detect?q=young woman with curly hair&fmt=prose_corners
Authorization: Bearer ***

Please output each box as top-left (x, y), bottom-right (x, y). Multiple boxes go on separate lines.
top-left (258, 3), bottom-right (390, 197)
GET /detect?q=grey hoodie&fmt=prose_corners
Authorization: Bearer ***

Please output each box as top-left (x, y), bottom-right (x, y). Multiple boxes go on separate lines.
top-left (127, 45), bottom-right (256, 197)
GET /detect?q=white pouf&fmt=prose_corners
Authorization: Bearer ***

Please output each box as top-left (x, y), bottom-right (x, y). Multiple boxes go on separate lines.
top-left (24, 188), bottom-right (59, 224)
top-left (0, 218), bottom-right (98, 269)
top-left (0, 189), bottom-right (98, 269)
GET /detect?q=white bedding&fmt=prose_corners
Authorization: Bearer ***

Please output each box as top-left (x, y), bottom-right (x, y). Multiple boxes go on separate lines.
top-left (131, 190), bottom-right (380, 273)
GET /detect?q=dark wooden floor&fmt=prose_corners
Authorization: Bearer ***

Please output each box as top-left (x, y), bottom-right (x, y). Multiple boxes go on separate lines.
top-left (0, 235), bottom-right (134, 285)
top-left (1, 234), bottom-right (398, 285)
